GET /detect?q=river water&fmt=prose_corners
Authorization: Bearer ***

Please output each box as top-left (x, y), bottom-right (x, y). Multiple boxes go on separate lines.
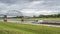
top-left (0, 19), bottom-right (60, 23)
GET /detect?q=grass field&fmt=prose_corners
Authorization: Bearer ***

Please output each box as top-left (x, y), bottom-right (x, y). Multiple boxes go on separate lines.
top-left (7, 18), bottom-right (60, 20)
top-left (0, 22), bottom-right (60, 34)
top-left (29, 18), bottom-right (60, 20)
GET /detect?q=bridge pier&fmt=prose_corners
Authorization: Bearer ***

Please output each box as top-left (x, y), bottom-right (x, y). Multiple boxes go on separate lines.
top-left (21, 16), bottom-right (24, 22)
top-left (4, 15), bottom-right (7, 22)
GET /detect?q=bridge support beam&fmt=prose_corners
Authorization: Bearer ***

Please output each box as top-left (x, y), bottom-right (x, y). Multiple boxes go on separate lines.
top-left (4, 15), bottom-right (7, 22)
top-left (21, 16), bottom-right (24, 22)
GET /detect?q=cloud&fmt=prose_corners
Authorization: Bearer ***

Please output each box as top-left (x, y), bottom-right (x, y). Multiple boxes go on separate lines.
top-left (0, 0), bottom-right (60, 16)
top-left (27, 1), bottom-right (44, 8)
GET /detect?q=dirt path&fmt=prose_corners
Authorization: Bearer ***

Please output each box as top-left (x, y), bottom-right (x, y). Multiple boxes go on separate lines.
top-left (22, 23), bottom-right (60, 27)
top-left (32, 24), bottom-right (60, 27)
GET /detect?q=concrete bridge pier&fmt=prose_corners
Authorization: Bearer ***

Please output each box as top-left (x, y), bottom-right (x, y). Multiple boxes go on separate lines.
top-left (4, 15), bottom-right (7, 22)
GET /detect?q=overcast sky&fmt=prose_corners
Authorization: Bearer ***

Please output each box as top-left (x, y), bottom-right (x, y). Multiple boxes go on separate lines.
top-left (0, 0), bottom-right (60, 16)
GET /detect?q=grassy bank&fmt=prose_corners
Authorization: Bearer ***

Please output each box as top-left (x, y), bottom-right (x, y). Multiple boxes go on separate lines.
top-left (30, 18), bottom-right (60, 20)
top-left (7, 18), bottom-right (60, 20)
top-left (0, 22), bottom-right (60, 34)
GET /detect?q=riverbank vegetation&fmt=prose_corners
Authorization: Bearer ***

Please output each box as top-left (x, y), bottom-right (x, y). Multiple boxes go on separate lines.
top-left (0, 22), bottom-right (60, 34)
top-left (33, 14), bottom-right (60, 18)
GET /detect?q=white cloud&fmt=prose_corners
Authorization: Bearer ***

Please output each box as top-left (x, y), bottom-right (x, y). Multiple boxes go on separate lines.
top-left (31, 1), bottom-right (44, 5)
top-left (27, 1), bottom-right (44, 8)
top-left (0, 0), bottom-right (60, 16)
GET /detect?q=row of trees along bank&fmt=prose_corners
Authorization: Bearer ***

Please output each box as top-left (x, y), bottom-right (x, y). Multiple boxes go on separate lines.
top-left (33, 14), bottom-right (60, 18)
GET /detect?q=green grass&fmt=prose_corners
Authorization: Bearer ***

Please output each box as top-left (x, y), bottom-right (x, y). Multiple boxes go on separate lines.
top-left (0, 22), bottom-right (60, 34)
top-left (7, 18), bottom-right (60, 20)
top-left (27, 18), bottom-right (60, 20)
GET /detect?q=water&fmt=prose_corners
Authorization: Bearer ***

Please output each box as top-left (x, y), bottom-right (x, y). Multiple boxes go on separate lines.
top-left (0, 19), bottom-right (60, 23)
top-left (0, 19), bottom-right (34, 23)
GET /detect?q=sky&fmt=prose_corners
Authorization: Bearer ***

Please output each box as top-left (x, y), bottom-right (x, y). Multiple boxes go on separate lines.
top-left (0, 0), bottom-right (60, 16)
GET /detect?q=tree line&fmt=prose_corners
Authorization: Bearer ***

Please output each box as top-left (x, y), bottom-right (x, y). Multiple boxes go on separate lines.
top-left (33, 14), bottom-right (60, 18)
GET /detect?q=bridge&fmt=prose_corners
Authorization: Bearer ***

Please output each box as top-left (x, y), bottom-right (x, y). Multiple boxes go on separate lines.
top-left (0, 10), bottom-right (24, 22)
